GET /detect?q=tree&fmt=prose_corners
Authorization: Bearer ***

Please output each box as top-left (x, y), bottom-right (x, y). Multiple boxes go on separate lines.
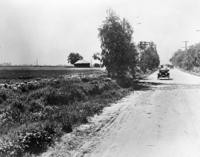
top-left (138, 42), bottom-right (160, 73)
top-left (98, 10), bottom-right (137, 78)
top-left (138, 41), bottom-right (149, 50)
top-left (93, 52), bottom-right (102, 67)
top-left (170, 42), bottom-right (200, 70)
top-left (92, 53), bottom-right (101, 61)
top-left (67, 53), bottom-right (83, 64)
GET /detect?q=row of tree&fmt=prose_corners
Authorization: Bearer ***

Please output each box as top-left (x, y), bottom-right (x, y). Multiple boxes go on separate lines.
top-left (67, 10), bottom-right (160, 80)
top-left (170, 43), bottom-right (200, 70)
top-left (137, 41), bottom-right (160, 73)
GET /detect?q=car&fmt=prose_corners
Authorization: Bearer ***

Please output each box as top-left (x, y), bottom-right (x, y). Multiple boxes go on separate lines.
top-left (157, 68), bottom-right (170, 79)
top-left (165, 64), bottom-right (174, 69)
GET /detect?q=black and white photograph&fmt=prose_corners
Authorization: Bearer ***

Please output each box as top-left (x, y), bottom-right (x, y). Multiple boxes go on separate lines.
top-left (1, 0), bottom-right (200, 156)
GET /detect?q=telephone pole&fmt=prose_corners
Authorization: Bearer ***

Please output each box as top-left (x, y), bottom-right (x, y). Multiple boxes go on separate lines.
top-left (183, 41), bottom-right (189, 52)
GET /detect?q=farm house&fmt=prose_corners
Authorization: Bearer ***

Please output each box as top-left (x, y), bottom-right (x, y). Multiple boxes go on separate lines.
top-left (74, 60), bottom-right (90, 68)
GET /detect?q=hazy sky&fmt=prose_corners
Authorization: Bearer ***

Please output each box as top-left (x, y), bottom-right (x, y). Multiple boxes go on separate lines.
top-left (1, 0), bottom-right (200, 65)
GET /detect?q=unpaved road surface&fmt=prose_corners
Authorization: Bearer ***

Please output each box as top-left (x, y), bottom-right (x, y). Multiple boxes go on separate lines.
top-left (41, 68), bottom-right (200, 157)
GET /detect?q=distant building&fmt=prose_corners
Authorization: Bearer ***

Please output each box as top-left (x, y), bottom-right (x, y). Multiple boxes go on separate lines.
top-left (74, 60), bottom-right (90, 68)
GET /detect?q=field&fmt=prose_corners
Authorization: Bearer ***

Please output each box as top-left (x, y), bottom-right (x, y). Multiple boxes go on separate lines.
top-left (0, 66), bottom-right (104, 82)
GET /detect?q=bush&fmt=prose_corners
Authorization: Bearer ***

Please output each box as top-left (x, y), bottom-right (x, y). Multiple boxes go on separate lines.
top-left (0, 91), bottom-right (7, 101)
top-left (116, 76), bottom-right (133, 88)
top-left (0, 121), bottom-right (61, 156)
top-left (20, 85), bottom-right (29, 92)
top-left (81, 77), bottom-right (91, 82)
top-left (0, 90), bottom-right (8, 104)
top-left (44, 89), bottom-right (64, 105)
top-left (0, 75), bottom-right (128, 156)
top-left (28, 100), bottom-right (43, 113)
top-left (0, 97), bottom-right (4, 104)
top-left (93, 63), bottom-right (101, 68)
top-left (19, 127), bottom-right (54, 154)
top-left (10, 100), bottom-right (25, 113)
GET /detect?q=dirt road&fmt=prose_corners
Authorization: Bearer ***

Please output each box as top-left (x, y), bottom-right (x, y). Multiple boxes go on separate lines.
top-left (42, 68), bottom-right (200, 157)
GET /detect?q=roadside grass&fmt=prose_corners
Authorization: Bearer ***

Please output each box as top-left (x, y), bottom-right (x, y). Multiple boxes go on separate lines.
top-left (0, 75), bottom-right (129, 156)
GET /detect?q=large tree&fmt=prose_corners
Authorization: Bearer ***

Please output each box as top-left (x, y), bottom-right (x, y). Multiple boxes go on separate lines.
top-left (138, 42), bottom-right (160, 73)
top-left (98, 10), bottom-right (137, 78)
top-left (67, 52), bottom-right (83, 64)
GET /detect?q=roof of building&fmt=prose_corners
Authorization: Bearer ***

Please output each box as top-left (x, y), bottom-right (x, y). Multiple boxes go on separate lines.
top-left (74, 60), bottom-right (90, 64)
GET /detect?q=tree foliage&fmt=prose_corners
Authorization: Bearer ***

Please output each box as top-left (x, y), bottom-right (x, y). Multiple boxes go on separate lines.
top-left (98, 10), bottom-right (138, 78)
top-left (170, 43), bottom-right (200, 70)
top-left (138, 41), bottom-right (160, 73)
top-left (67, 53), bottom-right (83, 65)
top-left (93, 52), bottom-right (101, 61)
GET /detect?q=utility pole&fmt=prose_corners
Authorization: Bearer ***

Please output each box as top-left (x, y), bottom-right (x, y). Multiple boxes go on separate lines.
top-left (183, 41), bottom-right (189, 52)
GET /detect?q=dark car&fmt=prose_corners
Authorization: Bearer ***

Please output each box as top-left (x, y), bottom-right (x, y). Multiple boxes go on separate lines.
top-left (157, 68), bottom-right (170, 79)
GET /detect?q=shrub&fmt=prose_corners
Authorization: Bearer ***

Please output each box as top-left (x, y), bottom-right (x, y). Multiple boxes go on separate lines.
top-left (0, 91), bottom-right (7, 101)
top-left (0, 121), bottom-right (61, 156)
top-left (19, 128), bottom-right (54, 154)
top-left (116, 76), bottom-right (133, 88)
top-left (28, 100), bottom-right (43, 113)
top-left (44, 89), bottom-right (62, 105)
top-left (0, 97), bottom-right (4, 104)
top-left (81, 77), bottom-right (91, 82)
top-left (10, 100), bottom-right (25, 113)
top-left (20, 85), bottom-right (29, 92)
top-left (27, 83), bottom-right (39, 90)
top-left (0, 74), bottom-right (128, 156)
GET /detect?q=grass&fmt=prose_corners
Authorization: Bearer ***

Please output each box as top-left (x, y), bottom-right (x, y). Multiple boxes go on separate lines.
top-left (0, 73), bottom-right (129, 156)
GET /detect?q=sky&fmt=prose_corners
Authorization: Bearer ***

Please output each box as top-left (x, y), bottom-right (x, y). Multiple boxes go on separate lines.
top-left (0, 0), bottom-right (200, 65)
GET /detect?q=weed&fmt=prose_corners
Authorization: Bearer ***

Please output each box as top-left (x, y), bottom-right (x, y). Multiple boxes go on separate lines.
top-left (0, 75), bottom-right (128, 156)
